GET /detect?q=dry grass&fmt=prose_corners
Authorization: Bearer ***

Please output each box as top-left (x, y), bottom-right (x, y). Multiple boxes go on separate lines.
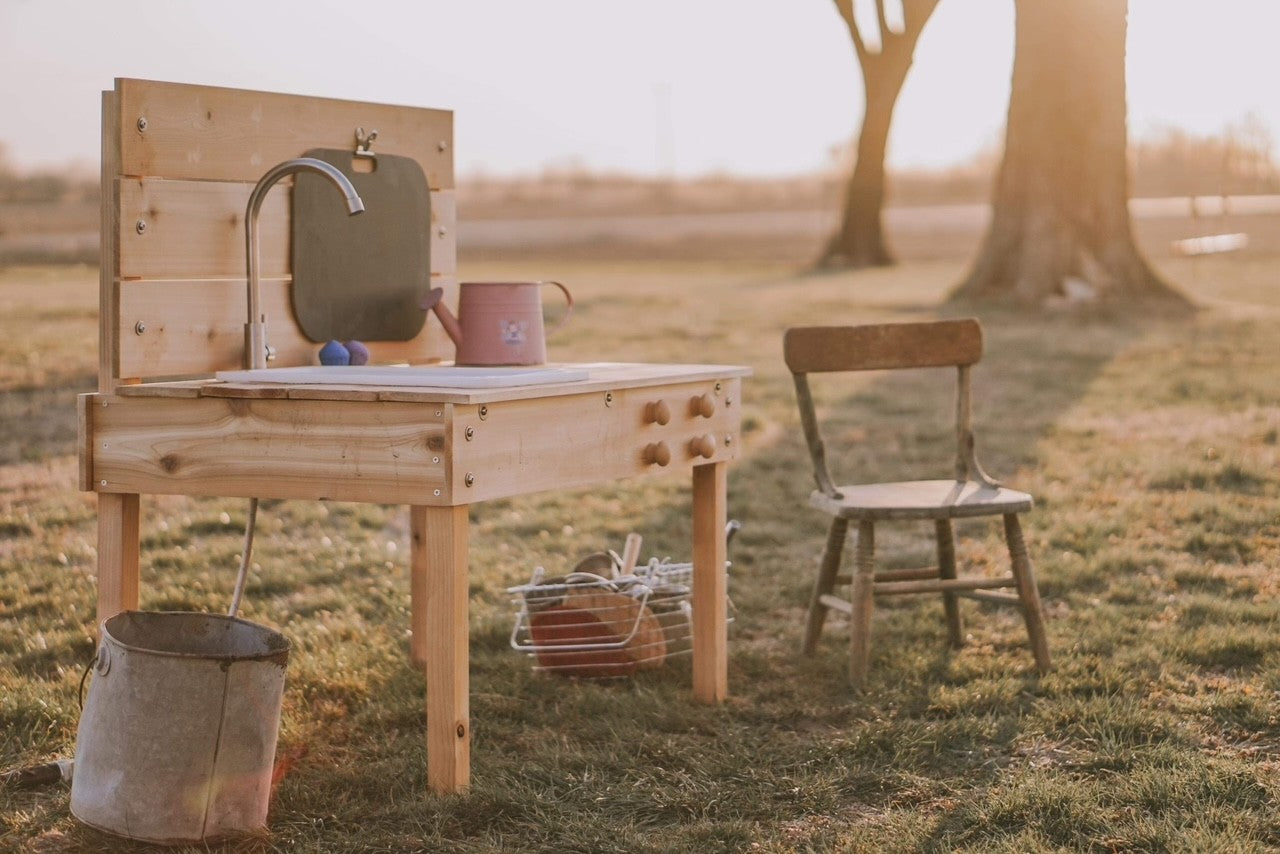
top-left (3, 217), bottom-right (1280, 850)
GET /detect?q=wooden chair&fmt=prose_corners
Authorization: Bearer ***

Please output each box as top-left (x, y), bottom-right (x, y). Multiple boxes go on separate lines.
top-left (784, 319), bottom-right (1051, 688)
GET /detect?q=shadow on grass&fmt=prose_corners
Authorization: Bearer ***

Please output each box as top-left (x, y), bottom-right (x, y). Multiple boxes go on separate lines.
top-left (553, 299), bottom-right (1166, 807)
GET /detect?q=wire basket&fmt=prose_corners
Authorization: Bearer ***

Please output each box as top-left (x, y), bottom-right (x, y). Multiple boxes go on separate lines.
top-left (507, 523), bottom-right (738, 678)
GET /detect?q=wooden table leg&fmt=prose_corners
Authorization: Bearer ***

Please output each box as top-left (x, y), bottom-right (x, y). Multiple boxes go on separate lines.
top-left (691, 462), bottom-right (728, 703)
top-left (410, 504), bottom-right (471, 794)
top-left (97, 492), bottom-right (140, 624)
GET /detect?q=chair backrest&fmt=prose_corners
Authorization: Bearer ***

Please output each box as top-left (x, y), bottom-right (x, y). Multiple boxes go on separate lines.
top-left (99, 78), bottom-right (457, 391)
top-left (782, 319), bottom-right (982, 374)
top-left (784, 319), bottom-right (988, 496)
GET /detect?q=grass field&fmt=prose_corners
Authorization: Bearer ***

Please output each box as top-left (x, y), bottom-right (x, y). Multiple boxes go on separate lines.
top-left (2, 225), bottom-right (1280, 851)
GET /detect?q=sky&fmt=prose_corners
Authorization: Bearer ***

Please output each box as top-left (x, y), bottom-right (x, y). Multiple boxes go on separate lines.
top-left (0, 0), bottom-right (1276, 179)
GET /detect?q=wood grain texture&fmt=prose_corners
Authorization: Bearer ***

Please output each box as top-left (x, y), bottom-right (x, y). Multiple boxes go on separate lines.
top-left (118, 177), bottom-right (290, 279)
top-left (691, 462), bottom-right (728, 702)
top-left (92, 395), bottom-right (449, 503)
top-left (117, 78), bottom-right (454, 188)
top-left (96, 492), bottom-right (140, 622)
top-left (809, 479), bottom-right (1033, 520)
top-left (410, 504), bottom-right (471, 793)
top-left (104, 78), bottom-right (458, 387)
top-left (783, 319), bottom-right (982, 374)
top-left (100, 90), bottom-right (122, 391)
top-left (77, 394), bottom-right (93, 491)
top-left (117, 276), bottom-right (457, 379)
top-left (451, 379), bottom-right (741, 504)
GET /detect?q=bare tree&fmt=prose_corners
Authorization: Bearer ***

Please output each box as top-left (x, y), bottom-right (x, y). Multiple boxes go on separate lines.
top-left (819, 0), bottom-right (940, 269)
top-left (955, 0), bottom-right (1187, 306)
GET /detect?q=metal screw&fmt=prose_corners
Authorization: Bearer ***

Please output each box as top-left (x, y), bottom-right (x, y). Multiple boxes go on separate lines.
top-left (432, 456), bottom-right (440, 464)
top-left (134, 321), bottom-right (147, 335)
top-left (479, 405), bottom-right (488, 421)
top-left (725, 434), bottom-right (733, 446)
top-left (135, 219), bottom-right (147, 235)
top-left (714, 381), bottom-right (723, 394)
top-left (101, 442), bottom-right (108, 449)
top-left (604, 392), bottom-right (614, 407)
top-left (437, 226), bottom-right (447, 238)
top-left (465, 426), bottom-right (475, 441)
top-left (434, 410), bottom-right (442, 417)
top-left (100, 480), bottom-right (106, 486)
top-left (433, 488), bottom-right (441, 497)
top-left (437, 140), bottom-right (448, 152)
top-left (464, 472), bottom-right (475, 487)
top-left (136, 117), bottom-right (148, 132)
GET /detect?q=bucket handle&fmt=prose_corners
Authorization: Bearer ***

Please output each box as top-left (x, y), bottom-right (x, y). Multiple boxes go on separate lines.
top-left (541, 281), bottom-right (574, 336)
top-left (77, 644), bottom-right (110, 710)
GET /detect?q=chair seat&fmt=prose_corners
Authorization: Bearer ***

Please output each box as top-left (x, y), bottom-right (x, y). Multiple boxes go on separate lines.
top-left (810, 479), bottom-right (1033, 521)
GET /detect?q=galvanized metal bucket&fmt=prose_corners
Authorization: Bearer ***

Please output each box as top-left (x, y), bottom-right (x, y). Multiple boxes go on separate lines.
top-left (70, 611), bottom-right (290, 844)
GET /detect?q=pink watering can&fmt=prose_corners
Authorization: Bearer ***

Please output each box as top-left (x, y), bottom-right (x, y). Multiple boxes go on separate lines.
top-left (420, 281), bottom-right (574, 366)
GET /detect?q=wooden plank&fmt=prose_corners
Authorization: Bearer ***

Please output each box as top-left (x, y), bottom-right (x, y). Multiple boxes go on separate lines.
top-left (97, 492), bottom-right (140, 622)
top-left (100, 89), bottom-right (122, 391)
top-left (78, 394), bottom-right (93, 491)
top-left (95, 365), bottom-right (751, 406)
top-left (431, 189), bottom-right (457, 275)
top-left (783, 319), bottom-right (982, 374)
top-left (91, 395), bottom-right (450, 504)
top-left (410, 504), bottom-right (471, 793)
top-left (117, 276), bottom-right (457, 378)
top-left (117, 178), bottom-right (456, 279)
top-left (118, 177), bottom-right (289, 279)
top-left (113, 382), bottom-right (205, 398)
top-left (691, 462), bottom-right (728, 703)
top-left (452, 379), bottom-right (741, 503)
top-left (118, 78), bottom-right (454, 188)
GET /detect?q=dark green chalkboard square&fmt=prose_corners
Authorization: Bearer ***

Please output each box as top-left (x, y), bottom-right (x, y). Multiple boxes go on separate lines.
top-left (291, 149), bottom-right (431, 343)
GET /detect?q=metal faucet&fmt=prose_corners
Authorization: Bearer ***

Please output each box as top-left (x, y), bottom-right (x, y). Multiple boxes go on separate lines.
top-left (244, 157), bottom-right (364, 369)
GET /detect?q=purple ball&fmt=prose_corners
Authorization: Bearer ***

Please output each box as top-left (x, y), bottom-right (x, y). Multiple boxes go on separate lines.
top-left (345, 340), bottom-right (370, 366)
top-left (319, 339), bottom-right (350, 366)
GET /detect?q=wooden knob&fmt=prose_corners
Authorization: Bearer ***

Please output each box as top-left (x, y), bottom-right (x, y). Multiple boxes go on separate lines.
top-left (643, 441), bottom-right (671, 466)
top-left (689, 433), bottom-right (717, 459)
top-left (644, 400), bottom-right (671, 425)
top-left (691, 393), bottom-right (715, 418)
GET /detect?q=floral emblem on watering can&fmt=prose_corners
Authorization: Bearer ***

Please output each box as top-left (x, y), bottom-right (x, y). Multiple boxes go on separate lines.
top-left (500, 319), bottom-right (528, 347)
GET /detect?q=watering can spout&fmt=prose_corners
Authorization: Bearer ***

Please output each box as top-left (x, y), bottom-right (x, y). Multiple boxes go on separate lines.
top-left (420, 287), bottom-right (464, 349)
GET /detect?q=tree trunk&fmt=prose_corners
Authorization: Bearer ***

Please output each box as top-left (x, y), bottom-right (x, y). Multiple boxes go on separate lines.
top-left (955, 0), bottom-right (1187, 306)
top-left (819, 0), bottom-right (939, 270)
top-left (820, 78), bottom-right (902, 268)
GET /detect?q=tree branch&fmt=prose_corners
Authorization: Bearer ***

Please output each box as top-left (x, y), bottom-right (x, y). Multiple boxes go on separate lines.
top-left (901, 0), bottom-right (941, 42)
top-left (874, 0), bottom-right (891, 44)
top-left (832, 0), bottom-right (868, 61)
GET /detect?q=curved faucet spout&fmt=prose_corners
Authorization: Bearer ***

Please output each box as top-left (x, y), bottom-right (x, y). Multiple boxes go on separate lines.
top-left (244, 157), bottom-right (364, 369)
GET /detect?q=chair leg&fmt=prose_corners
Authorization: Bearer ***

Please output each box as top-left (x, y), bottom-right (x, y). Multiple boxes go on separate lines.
top-left (802, 517), bottom-right (849, 655)
top-left (848, 520), bottom-right (876, 689)
top-left (1003, 513), bottom-right (1052, 674)
top-left (934, 518), bottom-right (963, 648)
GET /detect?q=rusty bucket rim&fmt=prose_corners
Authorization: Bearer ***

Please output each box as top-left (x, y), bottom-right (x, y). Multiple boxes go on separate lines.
top-left (99, 610), bottom-right (291, 665)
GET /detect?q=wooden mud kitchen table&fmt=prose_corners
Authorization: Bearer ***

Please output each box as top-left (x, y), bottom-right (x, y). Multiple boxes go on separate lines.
top-left (80, 79), bottom-right (748, 794)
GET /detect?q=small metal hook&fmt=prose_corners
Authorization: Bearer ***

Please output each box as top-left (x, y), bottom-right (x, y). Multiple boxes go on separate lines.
top-left (354, 127), bottom-right (378, 160)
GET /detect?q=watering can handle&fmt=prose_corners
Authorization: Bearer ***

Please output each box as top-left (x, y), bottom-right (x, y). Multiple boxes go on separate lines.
top-left (542, 281), bottom-right (574, 336)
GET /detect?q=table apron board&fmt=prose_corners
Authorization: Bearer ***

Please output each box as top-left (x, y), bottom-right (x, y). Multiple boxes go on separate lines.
top-left (80, 377), bottom-right (742, 504)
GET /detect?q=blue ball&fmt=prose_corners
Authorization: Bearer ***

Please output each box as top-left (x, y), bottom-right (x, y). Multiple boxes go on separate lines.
top-left (319, 339), bottom-right (350, 366)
